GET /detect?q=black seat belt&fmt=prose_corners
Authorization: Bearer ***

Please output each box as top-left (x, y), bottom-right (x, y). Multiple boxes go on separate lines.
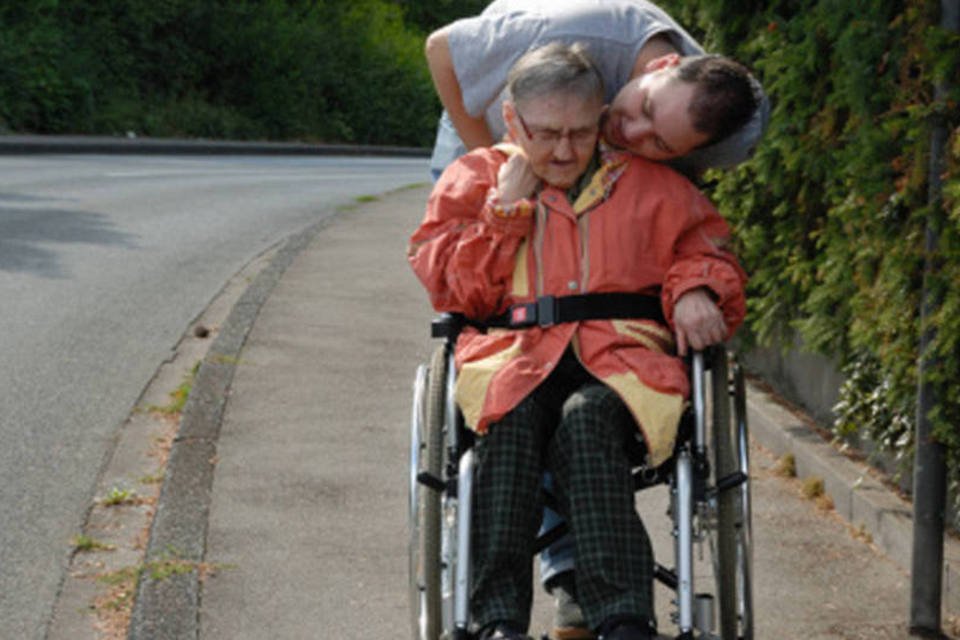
top-left (482, 292), bottom-right (665, 329)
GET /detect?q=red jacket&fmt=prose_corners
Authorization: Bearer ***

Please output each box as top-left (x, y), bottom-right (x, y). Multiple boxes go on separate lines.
top-left (409, 144), bottom-right (746, 465)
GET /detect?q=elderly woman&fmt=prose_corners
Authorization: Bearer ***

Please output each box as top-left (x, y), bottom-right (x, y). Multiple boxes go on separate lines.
top-left (409, 43), bottom-right (747, 640)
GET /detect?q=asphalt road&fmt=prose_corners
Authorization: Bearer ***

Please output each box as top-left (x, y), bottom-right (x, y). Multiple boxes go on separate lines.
top-left (0, 154), bottom-right (429, 639)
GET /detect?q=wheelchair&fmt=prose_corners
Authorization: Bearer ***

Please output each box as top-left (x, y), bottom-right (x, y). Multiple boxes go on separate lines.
top-left (408, 312), bottom-right (753, 640)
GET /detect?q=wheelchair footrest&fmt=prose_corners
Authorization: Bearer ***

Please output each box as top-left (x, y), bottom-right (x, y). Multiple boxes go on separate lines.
top-left (654, 563), bottom-right (678, 591)
top-left (714, 470), bottom-right (748, 495)
top-left (416, 471), bottom-right (447, 492)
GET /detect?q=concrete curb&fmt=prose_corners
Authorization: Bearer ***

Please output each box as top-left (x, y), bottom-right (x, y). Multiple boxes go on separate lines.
top-left (744, 378), bottom-right (960, 616)
top-left (127, 220), bottom-right (330, 640)
top-left (0, 134), bottom-right (430, 157)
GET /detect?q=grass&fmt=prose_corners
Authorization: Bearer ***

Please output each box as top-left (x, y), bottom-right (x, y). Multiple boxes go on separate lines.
top-left (94, 553), bottom-right (227, 609)
top-left (338, 184), bottom-right (429, 215)
top-left (397, 181), bottom-right (430, 191)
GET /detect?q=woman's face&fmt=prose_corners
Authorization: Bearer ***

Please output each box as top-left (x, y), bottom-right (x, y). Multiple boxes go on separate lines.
top-left (508, 92), bottom-right (604, 189)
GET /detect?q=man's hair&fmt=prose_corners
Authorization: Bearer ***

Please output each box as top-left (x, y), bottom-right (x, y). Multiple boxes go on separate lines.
top-left (507, 42), bottom-right (604, 106)
top-left (674, 55), bottom-right (759, 145)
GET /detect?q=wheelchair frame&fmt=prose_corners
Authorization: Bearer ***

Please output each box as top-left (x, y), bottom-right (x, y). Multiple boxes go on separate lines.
top-left (409, 314), bottom-right (753, 640)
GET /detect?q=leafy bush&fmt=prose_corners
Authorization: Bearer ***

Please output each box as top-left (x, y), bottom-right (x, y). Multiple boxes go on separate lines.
top-left (0, 0), bottom-right (443, 145)
top-left (394, 0), bottom-right (490, 34)
top-left (668, 0), bottom-right (960, 518)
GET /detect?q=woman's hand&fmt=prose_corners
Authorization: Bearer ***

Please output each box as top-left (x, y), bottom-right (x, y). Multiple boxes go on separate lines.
top-left (673, 288), bottom-right (727, 356)
top-left (496, 153), bottom-right (538, 205)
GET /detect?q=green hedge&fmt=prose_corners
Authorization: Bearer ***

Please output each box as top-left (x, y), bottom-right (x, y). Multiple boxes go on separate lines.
top-left (0, 0), bottom-right (455, 146)
top-left (667, 0), bottom-right (960, 511)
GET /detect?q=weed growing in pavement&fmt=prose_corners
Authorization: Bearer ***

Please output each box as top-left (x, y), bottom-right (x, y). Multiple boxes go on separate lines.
top-left (92, 555), bottom-right (229, 637)
top-left (99, 485), bottom-right (154, 508)
top-left (946, 616), bottom-right (960, 636)
top-left (802, 476), bottom-right (825, 499)
top-left (774, 453), bottom-right (797, 478)
top-left (96, 565), bottom-right (140, 613)
top-left (145, 549), bottom-right (197, 581)
top-left (801, 476), bottom-right (835, 511)
top-left (139, 471), bottom-right (165, 485)
top-left (815, 493), bottom-right (835, 511)
top-left (100, 487), bottom-right (138, 506)
top-left (145, 361), bottom-right (200, 415)
top-left (211, 354), bottom-right (249, 366)
top-left (850, 523), bottom-right (873, 545)
top-left (72, 534), bottom-right (116, 553)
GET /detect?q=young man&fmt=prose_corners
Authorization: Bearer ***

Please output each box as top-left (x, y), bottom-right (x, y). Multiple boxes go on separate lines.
top-left (425, 0), bottom-right (768, 179)
top-left (409, 43), bottom-right (747, 640)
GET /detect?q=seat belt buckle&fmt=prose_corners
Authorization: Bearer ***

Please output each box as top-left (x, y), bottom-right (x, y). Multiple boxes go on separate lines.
top-left (537, 295), bottom-right (557, 327)
top-left (509, 302), bottom-right (537, 327)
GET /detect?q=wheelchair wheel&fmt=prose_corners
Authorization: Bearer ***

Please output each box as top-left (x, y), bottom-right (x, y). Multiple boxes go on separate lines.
top-left (409, 345), bottom-right (447, 640)
top-left (709, 349), bottom-right (753, 640)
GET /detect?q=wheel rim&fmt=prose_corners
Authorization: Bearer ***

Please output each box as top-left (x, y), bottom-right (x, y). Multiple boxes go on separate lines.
top-left (408, 347), bottom-right (446, 639)
top-left (733, 358), bottom-right (753, 639)
top-left (409, 365), bottom-right (426, 640)
top-left (710, 348), bottom-right (754, 640)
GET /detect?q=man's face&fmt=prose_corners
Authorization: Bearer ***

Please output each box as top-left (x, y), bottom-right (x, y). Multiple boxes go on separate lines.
top-left (507, 92), bottom-right (603, 189)
top-left (603, 68), bottom-right (710, 160)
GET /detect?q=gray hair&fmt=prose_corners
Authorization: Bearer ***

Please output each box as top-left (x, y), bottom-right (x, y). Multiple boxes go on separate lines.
top-left (506, 42), bottom-right (605, 106)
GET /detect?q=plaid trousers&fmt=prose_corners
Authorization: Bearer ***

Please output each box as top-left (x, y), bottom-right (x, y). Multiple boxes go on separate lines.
top-left (470, 349), bottom-right (654, 632)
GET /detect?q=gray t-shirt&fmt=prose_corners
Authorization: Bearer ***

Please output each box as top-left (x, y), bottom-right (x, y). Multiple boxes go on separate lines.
top-left (429, 0), bottom-right (769, 178)
top-left (451, 0), bottom-right (704, 142)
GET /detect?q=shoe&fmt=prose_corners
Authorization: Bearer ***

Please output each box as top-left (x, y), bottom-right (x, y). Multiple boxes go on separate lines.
top-left (596, 616), bottom-right (656, 640)
top-left (553, 626), bottom-right (596, 640)
top-left (478, 622), bottom-right (533, 640)
top-left (548, 572), bottom-right (595, 640)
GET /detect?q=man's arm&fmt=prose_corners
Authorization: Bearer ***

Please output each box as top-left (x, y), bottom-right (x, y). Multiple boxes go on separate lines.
top-left (627, 33), bottom-right (680, 79)
top-left (425, 27), bottom-right (496, 150)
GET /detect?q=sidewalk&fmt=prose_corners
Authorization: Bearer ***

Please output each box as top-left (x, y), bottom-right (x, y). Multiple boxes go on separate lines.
top-left (121, 184), bottom-right (958, 639)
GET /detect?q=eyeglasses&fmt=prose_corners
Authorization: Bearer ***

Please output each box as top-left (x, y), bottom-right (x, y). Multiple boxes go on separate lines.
top-left (515, 109), bottom-right (599, 146)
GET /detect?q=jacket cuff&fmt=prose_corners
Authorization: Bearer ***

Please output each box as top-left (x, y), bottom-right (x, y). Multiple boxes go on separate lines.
top-left (663, 277), bottom-right (746, 335)
top-left (481, 188), bottom-right (535, 234)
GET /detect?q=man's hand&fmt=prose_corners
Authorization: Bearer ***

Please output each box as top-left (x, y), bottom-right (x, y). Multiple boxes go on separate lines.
top-left (496, 153), bottom-right (538, 205)
top-left (424, 28), bottom-right (495, 149)
top-left (673, 288), bottom-right (727, 356)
